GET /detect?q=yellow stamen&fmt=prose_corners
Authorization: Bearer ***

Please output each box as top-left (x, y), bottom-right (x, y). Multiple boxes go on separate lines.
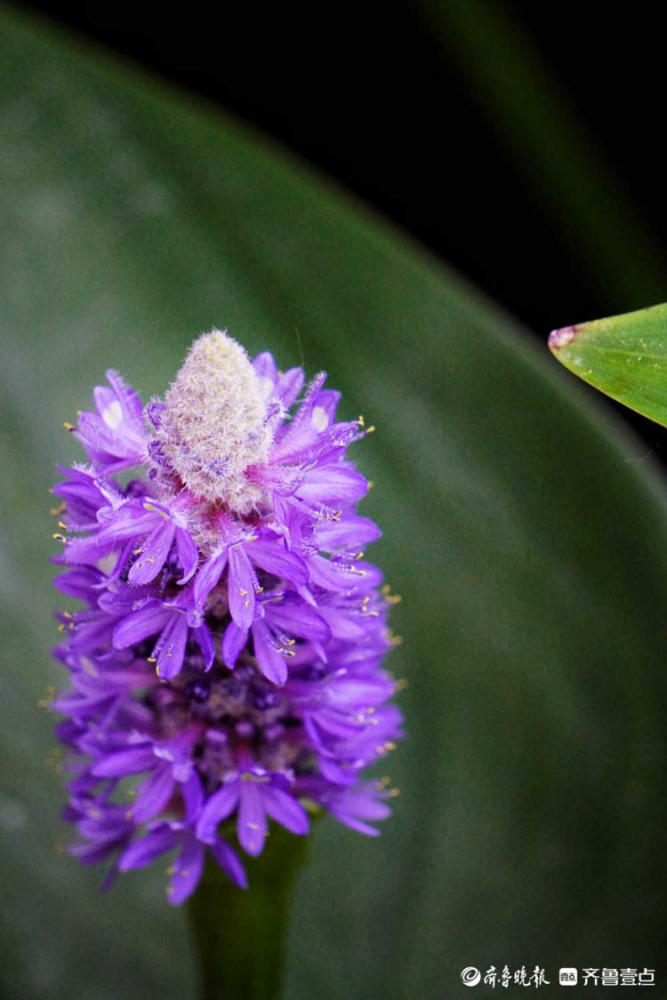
top-left (143, 503), bottom-right (170, 519)
top-left (382, 584), bottom-right (402, 605)
top-left (37, 686), bottom-right (56, 709)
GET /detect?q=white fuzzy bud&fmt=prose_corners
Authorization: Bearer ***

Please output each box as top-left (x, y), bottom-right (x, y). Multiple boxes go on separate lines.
top-left (155, 330), bottom-right (273, 512)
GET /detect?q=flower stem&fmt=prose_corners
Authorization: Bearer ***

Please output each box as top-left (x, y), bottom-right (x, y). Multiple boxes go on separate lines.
top-left (187, 825), bottom-right (309, 1000)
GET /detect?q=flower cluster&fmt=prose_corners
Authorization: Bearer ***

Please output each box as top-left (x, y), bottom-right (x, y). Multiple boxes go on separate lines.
top-left (51, 330), bottom-right (403, 903)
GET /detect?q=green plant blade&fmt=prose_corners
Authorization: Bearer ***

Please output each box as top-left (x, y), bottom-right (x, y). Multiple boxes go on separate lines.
top-left (3, 10), bottom-right (667, 1000)
top-left (549, 302), bottom-right (667, 427)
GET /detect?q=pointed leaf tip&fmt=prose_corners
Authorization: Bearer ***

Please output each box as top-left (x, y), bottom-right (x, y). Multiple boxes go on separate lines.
top-left (548, 325), bottom-right (577, 352)
top-left (546, 302), bottom-right (667, 428)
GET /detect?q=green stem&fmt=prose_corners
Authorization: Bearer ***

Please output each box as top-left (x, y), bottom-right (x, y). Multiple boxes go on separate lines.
top-left (187, 826), bottom-right (309, 1000)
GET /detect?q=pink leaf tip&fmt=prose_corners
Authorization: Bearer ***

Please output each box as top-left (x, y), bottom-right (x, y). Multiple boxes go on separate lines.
top-left (548, 325), bottom-right (577, 351)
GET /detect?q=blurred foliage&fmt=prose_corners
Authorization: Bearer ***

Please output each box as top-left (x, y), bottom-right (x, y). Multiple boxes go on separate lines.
top-left (2, 8), bottom-right (667, 999)
top-left (551, 303), bottom-right (667, 428)
top-left (417, 0), bottom-right (667, 307)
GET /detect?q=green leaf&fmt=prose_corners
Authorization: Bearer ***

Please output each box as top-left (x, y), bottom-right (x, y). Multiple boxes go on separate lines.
top-left (549, 302), bottom-right (667, 427)
top-left (3, 9), bottom-right (667, 1000)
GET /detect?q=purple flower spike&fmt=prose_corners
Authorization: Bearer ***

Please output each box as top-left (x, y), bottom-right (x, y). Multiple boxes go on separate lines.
top-left (51, 329), bottom-right (403, 903)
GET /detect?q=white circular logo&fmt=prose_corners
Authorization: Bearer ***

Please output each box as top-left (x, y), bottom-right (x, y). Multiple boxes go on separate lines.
top-left (461, 967), bottom-right (482, 987)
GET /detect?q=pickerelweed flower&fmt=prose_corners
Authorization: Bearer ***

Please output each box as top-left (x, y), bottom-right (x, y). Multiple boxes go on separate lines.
top-left (51, 330), bottom-right (403, 903)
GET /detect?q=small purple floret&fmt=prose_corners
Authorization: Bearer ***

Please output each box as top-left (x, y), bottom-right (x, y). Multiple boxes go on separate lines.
top-left (51, 331), bottom-right (403, 904)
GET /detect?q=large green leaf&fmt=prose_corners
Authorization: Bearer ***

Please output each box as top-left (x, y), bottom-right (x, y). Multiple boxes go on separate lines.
top-left (3, 10), bottom-right (667, 999)
top-left (550, 302), bottom-right (667, 427)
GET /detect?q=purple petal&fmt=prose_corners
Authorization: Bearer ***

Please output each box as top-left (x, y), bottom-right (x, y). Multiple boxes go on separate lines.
top-left (154, 613), bottom-right (188, 679)
top-left (343, 794), bottom-right (392, 822)
top-left (326, 786), bottom-right (392, 835)
top-left (119, 824), bottom-right (177, 871)
top-left (70, 833), bottom-right (129, 865)
top-left (252, 351), bottom-right (278, 385)
top-left (60, 532), bottom-right (120, 567)
top-left (246, 539), bottom-right (308, 588)
top-left (296, 465), bottom-right (368, 505)
top-left (275, 366), bottom-right (305, 407)
top-left (54, 567), bottom-right (105, 604)
top-left (98, 508), bottom-right (158, 540)
top-left (182, 772), bottom-right (204, 823)
top-left (261, 786), bottom-right (309, 836)
top-left (128, 520), bottom-right (175, 585)
top-left (246, 462), bottom-right (305, 497)
top-left (113, 602), bottom-right (171, 649)
top-left (131, 764), bottom-right (176, 822)
top-left (52, 468), bottom-right (117, 529)
top-left (91, 746), bottom-right (155, 777)
top-left (277, 420), bottom-right (363, 466)
top-left (315, 514), bottom-right (381, 550)
top-left (238, 781), bottom-right (267, 856)
top-left (78, 809), bottom-right (132, 840)
top-left (196, 783), bottom-right (240, 843)
top-left (93, 384), bottom-right (116, 414)
top-left (194, 623), bottom-right (215, 671)
top-left (227, 545), bottom-right (257, 629)
top-left (210, 838), bottom-right (248, 889)
top-left (324, 675), bottom-right (395, 708)
top-left (74, 374), bottom-right (147, 471)
top-left (307, 555), bottom-right (382, 592)
top-left (286, 372), bottom-right (327, 430)
top-left (335, 815), bottom-right (382, 836)
top-left (106, 370), bottom-right (144, 426)
top-left (265, 598), bottom-right (330, 642)
top-left (311, 388), bottom-right (340, 424)
top-left (168, 838), bottom-right (204, 905)
top-left (75, 412), bottom-right (124, 459)
top-left (252, 620), bottom-right (288, 686)
top-left (222, 620), bottom-right (248, 669)
top-left (317, 606), bottom-right (368, 641)
top-left (175, 528), bottom-right (198, 584)
top-left (68, 609), bottom-right (117, 652)
top-left (193, 550), bottom-right (228, 613)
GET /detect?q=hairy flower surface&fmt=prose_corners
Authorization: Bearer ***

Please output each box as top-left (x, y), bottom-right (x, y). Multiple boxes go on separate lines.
top-left (51, 330), bottom-right (403, 903)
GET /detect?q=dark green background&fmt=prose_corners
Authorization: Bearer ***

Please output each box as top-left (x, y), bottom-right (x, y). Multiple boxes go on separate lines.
top-left (2, 9), bottom-right (667, 998)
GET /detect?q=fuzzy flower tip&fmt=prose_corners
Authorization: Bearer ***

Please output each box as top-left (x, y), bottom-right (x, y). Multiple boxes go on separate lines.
top-left (50, 330), bottom-right (403, 904)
